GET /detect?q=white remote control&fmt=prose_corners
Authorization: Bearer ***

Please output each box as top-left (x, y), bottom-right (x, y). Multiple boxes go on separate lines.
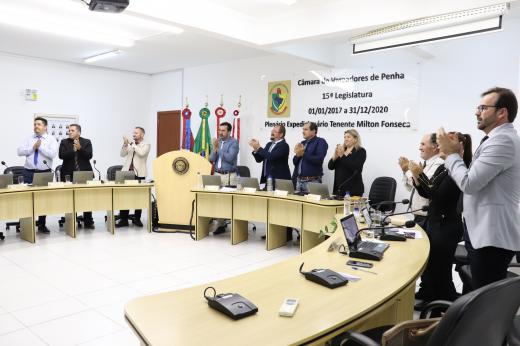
top-left (279, 298), bottom-right (299, 317)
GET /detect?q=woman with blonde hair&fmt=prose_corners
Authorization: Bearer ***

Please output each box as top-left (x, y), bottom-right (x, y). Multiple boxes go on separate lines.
top-left (328, 129), bottom-right (366, 197)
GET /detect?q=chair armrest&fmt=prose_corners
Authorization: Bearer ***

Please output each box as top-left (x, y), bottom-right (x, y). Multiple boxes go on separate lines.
top-left (508, 263), bottom-right (520, 268)
top-left (419, 300), bottom-right (453, 319)
top-left (339, 331), bottom-right (380, 346)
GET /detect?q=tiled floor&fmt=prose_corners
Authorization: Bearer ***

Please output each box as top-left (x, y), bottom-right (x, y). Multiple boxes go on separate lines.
top-left (0, 216), bottom-right (300, 345)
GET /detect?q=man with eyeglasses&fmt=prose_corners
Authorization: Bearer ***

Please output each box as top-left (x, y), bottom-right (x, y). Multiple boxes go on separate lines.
top-left (437, 87), bottom-right (520, 290)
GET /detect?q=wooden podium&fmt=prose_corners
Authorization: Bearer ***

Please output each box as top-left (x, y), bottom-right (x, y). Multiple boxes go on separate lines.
top-left (153, 150), bottom-right (212, 232)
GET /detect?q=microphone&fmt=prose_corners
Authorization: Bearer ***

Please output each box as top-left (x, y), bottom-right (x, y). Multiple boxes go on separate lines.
top-left (381, 206), bottom-right (429, 225)
top-left (357, 221), bottom-right (415, 242)
top-left (92, 160), bottom-right (103, 182)
top-left (336, 170), bottom-right (358, 198)
top-left (1, 161), bottom-right (7, 169)
top-left (370, 199), bottom-right (409, 210)
top-left (42, 160), bottom-right (54, 173)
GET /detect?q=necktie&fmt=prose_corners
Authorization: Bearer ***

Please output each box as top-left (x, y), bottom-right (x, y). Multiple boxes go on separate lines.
top-left (264, 141), bottom-right (275, 177)
top-left (480, 136), bottom-right (489, 145)
top-left (74, 140), bottom-right (80, 171)
top-left (33, 136), bottom-right (41, 165)
top-left (129, 151), bottom-right (135, 172)
top-left (422, 160), bottom-right (427, 168)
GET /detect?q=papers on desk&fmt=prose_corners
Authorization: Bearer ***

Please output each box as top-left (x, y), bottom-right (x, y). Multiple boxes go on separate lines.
top-left (220, 187), bottom-right (237, 192)
top-left (338, 272), bottom-right (361, 282)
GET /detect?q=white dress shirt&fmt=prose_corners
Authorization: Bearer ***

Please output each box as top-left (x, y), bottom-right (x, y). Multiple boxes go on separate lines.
top-left (403, 154), bottom-right (444, 216)
top-left (17, 133), bottom-right (59, 170)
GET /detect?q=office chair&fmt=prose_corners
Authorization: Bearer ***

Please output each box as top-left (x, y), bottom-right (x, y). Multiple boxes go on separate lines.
top-left (368, 177), bottom-right (397, 213)
top-left (106, 165), bottom-right (123, 181)
top-left (338, 276), bottom-right (520, 346)
top-left (4, 166), bottom-right (25, 234)
top-left (236, 165), bottom-right (251, 178)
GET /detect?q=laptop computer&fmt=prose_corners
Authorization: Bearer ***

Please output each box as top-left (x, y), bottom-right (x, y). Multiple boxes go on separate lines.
top-left (115, 170), bottom-right (135, 183)
top-left (240, 177), bottom-right (260, 190)
top-left (32, 172), bottom-right (54, 186)
top-left (340, 213), bottom-right (389, 261)
top-left (275, 179), bottom-right (295, 194)
top-left (202, 175), bottom-right (222, 187)
top-left (0, 174), bottom-right (13, 188)
top-left (73, 171), bottom-right (94, 184)
top-left (308, 183), bottom-right (331, 199)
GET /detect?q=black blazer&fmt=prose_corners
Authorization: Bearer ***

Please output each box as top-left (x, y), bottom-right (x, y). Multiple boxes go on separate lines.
top-left (59, 137), bottom-right (93, 180)
top-left (327, 147), bottom-right (366, 197)
top-left (252, 139), bottom-right (291, 184)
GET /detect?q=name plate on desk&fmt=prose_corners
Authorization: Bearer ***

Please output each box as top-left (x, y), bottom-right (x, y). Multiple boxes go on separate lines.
top-left (87, 180), bottom-right (103, 186)
top-left (274, 190), bottom-right (288, 197)
top-left (124, 180), bottom-right (140, 185)
top-left (205, 185), bottom-right (220, 191)
top-left (7, 184), bottom-right (28, 190)
top-left (306, 194), bottom-right (321, 201)
top-left (242, 187), bottom-right (257, 193)
top-left (48, 182), bottom-right (65, 187)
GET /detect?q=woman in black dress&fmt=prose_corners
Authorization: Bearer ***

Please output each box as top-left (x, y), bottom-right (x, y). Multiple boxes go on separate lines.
top-left (328, 129), bottom-right (366, 197)
top-left (410, 132), bottom-right (472, 302)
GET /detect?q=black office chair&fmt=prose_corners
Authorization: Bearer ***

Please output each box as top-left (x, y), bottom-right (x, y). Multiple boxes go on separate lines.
top-left (4, 166), bottom-right (25, 234)
top-left (368, 177), bottom-right (397, 213)
top-left (338, 276), bottom-right (520, 346)
top-left (236, 165), bottom-right (251, 178)
top-left (107, 165), bottom-right (123, 181)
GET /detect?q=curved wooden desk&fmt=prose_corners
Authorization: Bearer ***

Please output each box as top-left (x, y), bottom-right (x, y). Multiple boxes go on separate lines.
top-left (194, 189), bottom-right (345, 252)
top-left (125, 220), bottom-right (429, 346)
top-left (0, 183), bottom-right (153, 243)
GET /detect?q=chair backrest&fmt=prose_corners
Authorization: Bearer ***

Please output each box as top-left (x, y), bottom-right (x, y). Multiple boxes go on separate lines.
top-left (236, 165), bottom-right (251, 178)
top-left (368, 177), bottom-right (397, 212)
top-left (3, 166), bottom-right (24, 184)
top-left (107, 165), bottom-right (123, 181)
top-left (427, 276), bottom-right (520, 346)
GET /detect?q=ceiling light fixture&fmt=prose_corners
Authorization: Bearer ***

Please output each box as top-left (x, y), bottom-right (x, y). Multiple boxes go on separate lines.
top-left (350, 3), bottom-right (508, 54)
top-left (84, 49), bottom-right (123, 63)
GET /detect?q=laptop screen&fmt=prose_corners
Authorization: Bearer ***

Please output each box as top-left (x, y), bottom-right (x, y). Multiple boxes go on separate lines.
top-left (340, 214), bottom-right (359, 245)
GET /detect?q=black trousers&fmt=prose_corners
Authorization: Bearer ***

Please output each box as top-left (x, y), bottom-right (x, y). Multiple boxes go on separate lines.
top-left (119, 176), bottom-right (144, 221)
top-left (464, 228), bottom-right (515, 289)
top-left (22, 169), bottom-right (50, 227)
top-left (420, 218), bottom-right (462, 301)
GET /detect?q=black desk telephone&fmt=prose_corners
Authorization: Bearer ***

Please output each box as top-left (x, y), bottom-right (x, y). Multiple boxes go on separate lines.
top-left (204, 287), bottom-right (258, 320)
top-left (299, 262), bottom-right (348, 289)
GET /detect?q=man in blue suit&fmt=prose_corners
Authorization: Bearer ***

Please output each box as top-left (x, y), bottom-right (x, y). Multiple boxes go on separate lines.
top-left (292, 122), bottom-right (329, 194)
top-left (249, 124), bottom-right (291, 186)
top-left (438, 87), bottom-right (520, 289)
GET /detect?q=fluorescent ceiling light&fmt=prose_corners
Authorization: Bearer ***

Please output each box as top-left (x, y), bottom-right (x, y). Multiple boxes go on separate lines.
top-left (280, 0), bottom-right (298, 5)
top-left (84, 50), bottom-right (123, 63)
top-left (351, 3), bottom-right (508, 54)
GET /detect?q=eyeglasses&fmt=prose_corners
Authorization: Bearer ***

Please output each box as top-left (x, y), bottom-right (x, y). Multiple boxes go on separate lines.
top-left (476, 104), bottom-right (499, 112)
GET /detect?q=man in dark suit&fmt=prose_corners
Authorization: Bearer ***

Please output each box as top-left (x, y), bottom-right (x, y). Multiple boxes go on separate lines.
top-left (249, 124), bottom-right (291, 185)
top-left (292, 122), bottom-right (329, 193)
top-left (59, 124), bottom-right (95, 229)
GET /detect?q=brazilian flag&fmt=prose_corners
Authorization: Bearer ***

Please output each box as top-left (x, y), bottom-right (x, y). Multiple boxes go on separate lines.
top-left (193, 107), bottom-right (212, 159)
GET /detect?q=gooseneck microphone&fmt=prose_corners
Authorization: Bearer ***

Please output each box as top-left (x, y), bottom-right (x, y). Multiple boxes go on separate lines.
top-left (357, 221), bottom-right (416, 242)
top-left (1, 161), bottom-right (8, 169)
top-left (92, 160), bottom-right (103, 182)
top-left (381, 206), bottom-right (429, 225)
top-left (370, 199), bottom-right (409, 210)
top-left (42, 160), bottom-right (54, 173)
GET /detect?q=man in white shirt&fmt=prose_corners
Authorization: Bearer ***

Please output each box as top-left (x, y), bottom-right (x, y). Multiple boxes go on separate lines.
top-left (398, 133), bottom-right (444, 228)
top-left (17, 116), bottom-right (59, 233)
top-left (116, 126), bottom-right (151, 228)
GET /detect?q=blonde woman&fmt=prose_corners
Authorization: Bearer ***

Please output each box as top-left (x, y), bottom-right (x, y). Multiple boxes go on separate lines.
top-left (328, 129), bottom-right (366, 197)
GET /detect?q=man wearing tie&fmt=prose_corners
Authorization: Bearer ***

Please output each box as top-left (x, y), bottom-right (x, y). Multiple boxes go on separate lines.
top-left (116, 127), bottom-right (151, 228)
top-left (292, 122), bottom-right (328, 194)
top-left (17, 116), bottom-right (58, 233)
top-left (249, 124), bottom-right (291, 186)
top-left (59, 124), bottom-right (95, 229)
top-left (209, 122), bottom-right (239, 234)
top-left (398, 133), bottom-right (444, 228)
top-left (438, 87), bottom-right (520, 289)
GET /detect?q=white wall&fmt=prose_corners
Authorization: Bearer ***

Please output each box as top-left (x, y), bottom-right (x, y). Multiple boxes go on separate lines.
top-left (0, 54), bottom-right (151, 179)
top-left (175, 18), bottom-right (520, 207)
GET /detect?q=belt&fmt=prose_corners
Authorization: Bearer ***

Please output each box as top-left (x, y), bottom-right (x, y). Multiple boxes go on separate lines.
top-left (297, 176), bottom-right (320, 181)
top-left (215, 170), bottom-right (236, 174)
top-left (25, 169), bottom-right (51, 173)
